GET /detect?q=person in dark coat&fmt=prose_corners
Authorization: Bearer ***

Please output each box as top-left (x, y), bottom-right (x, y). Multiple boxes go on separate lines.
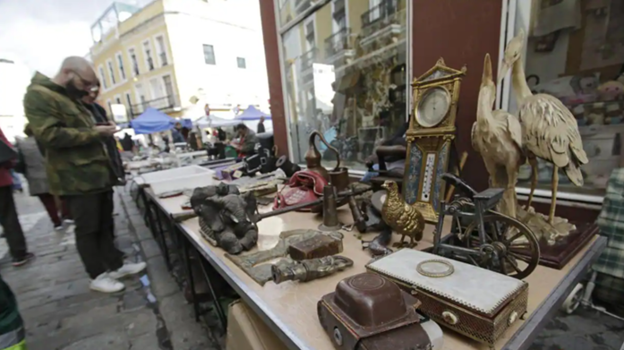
top-left (121, 133), bottom-right (134, 152)
top-left (232, 123), bottom-right (258, 159)
top-left (15, 124), bottom-right (71, 230)
top-left (257, 116), bottom-right (266, 134)
top-left (81, 85), bottom-right (125, 184)
top-left (0, 127), bottom-right (33, 267)
top-left (171, 122), bottom-right (185, 143)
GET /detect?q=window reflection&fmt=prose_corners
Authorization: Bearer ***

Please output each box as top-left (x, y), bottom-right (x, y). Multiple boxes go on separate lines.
top-left (281, 0), bottom-right (408, 170)
top-left (510, 0), bottom-right (624, 197)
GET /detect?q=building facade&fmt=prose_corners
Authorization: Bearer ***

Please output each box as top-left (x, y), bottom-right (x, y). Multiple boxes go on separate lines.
top-left (89, 0), bottom-right (269, 121)
top-left (261, 0), bottom-right (611, 221)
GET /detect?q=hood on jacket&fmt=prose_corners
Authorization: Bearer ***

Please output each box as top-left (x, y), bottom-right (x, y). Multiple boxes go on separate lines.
top-left (28, 72), bottom-right (67, 96)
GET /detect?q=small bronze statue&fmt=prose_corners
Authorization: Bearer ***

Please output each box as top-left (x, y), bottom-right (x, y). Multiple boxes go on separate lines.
top-left (271, 256), bottom-right (354, 284)
top-left (381, 181), bottom-right (426, 248)
top-left (191, 183), bottom-right (259, 255)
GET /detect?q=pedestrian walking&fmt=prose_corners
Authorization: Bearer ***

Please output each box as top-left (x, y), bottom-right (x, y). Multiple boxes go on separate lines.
top-left (15, 124), bottom-right (71, 230)
top-left (0, 127), bottom-right (33, 267)
top-left (24, 57), bottom-right (145, 293)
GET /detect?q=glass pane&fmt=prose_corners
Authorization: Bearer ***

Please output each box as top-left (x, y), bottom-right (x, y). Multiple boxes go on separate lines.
top-left (281, 0), bottom-right (408, 171)
top-left (508, 0), bottom-right (624, 198)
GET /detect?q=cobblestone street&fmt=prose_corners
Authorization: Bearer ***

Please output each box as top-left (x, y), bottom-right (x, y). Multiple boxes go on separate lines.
top-left (0, 185), bottom-right (216, 350)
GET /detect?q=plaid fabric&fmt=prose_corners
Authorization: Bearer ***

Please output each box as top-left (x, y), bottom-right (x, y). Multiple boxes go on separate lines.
top-left (593, 273), bottom-right (624, 317)
top-left (595, 168), bottom-right (624, 279)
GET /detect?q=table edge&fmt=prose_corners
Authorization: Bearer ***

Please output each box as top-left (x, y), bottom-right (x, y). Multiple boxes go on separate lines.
top-left (176, 221), bottom-right (314, 350)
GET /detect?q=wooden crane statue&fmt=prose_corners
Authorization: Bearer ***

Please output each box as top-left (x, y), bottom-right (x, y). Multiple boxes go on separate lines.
top-left (498, 29), bottom-right (588, 226)
top-left (471, 53), bottom-right (524, 219)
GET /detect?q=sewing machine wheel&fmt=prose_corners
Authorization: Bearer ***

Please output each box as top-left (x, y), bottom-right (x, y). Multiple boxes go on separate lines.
top-left (463, 213), bottom-right (540, 280)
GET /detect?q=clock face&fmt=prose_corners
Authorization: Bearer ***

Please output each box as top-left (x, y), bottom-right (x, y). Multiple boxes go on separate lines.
top-left (416, 87), bottom-right (451, 128)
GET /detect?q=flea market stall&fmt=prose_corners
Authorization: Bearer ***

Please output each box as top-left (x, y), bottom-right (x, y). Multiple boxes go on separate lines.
top-left (121, 0), bottom-right (624, 349)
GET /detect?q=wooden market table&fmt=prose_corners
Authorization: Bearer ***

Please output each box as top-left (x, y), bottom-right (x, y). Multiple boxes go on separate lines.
top-left (155, 201), bottom-right (607, 350)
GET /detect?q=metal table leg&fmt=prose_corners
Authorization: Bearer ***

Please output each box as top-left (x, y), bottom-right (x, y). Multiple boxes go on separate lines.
top-left (195, 248), bottom-right (227, 332)
top-left (180, 228), bottom-right (201, 322)
top-left (153, 203), bottom-right (172, 271)
top-left (139, 188), bottom-right (150, 226)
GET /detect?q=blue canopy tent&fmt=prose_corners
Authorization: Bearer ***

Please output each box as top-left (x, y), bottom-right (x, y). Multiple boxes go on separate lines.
top-left (235, 105), bottom-right (271, 121)
top-left (129, 108), bottom-right (175, 134)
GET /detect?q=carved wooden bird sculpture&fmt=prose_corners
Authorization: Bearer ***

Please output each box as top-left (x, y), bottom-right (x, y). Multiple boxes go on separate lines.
top-left (499, 29), bottom-right (588, 224)
top-left (380, 181), bottom-right (426, 248)
top-left (472, 53), bottom-right (524, 219)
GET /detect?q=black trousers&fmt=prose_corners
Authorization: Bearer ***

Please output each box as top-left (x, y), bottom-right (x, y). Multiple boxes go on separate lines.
top-left (0, 186), bottom-right (28, 259)
top-left (65, 191), bottom-right (124, 279)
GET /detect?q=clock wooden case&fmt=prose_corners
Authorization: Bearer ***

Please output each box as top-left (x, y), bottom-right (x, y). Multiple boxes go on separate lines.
top-left (403, 58), bottom-right (466, 223)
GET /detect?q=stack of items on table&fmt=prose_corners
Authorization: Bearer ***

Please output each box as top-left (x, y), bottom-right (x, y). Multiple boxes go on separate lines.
top-left (159, 54), bottom-right (608, 350)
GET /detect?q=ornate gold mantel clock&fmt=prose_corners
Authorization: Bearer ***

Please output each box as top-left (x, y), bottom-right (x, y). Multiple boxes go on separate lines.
top-left (403, 58), bottom-right (466, 223)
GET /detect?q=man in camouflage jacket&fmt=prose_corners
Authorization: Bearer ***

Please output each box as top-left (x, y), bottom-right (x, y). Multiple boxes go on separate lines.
top-left (24, 57), bottom-right (145, 294)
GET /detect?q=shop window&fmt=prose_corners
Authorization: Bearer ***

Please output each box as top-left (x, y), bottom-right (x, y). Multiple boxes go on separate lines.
top-left (237, 57), bottom-right (247, 69)
top-left (116, 53), bottom-right (126, 80)
top-left (98, 66), bottom-right (108, 90)
top-left (155, 36), bottom-right (168, 66)
top-left (107, 60), bottom-right (116, 85)
top-left (203, 44), bottom-right (216, 65)
top-left (503, 0), bottom-right (624, 199)
top-left (281, 0), bottom-right (408, 171)
top-left (143, 41), bottom-right (155, 71)
top-left (128, 48), bottom-right (140, 76)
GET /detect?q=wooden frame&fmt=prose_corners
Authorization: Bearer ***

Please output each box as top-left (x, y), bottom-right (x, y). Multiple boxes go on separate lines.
top-left (403, 58), bottom-right (466, 223)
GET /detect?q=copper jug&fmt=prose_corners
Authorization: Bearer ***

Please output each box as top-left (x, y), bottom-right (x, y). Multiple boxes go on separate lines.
top-left (304, 131), bottom-right (340, 181)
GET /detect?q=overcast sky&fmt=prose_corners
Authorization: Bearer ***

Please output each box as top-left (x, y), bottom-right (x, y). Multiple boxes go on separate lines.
top-left (0, 0), bottom-right (147, 77)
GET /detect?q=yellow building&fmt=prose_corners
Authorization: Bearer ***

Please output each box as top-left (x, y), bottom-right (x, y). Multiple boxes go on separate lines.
top-left (89, 0), bottom-right (269, 122)
top-left (90, 2), bottom-right (180, 121)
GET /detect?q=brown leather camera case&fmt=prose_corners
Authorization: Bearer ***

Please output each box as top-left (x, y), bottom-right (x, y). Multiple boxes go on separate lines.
top-left (317, 273), bottom-right (433, 350)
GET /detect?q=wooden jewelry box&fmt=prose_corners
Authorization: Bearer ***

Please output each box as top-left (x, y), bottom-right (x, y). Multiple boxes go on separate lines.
top-left (366, 249), bottom-right (528, 348)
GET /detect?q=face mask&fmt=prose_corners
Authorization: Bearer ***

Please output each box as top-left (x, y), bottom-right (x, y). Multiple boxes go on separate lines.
top-left (66, 80), bottom-right (88, 99)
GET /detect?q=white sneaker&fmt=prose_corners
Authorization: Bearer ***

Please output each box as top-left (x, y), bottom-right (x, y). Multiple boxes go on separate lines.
top-left (108, 261), bottom-right (147, 280)
top-left (90, 273), bottom-right (125, 293)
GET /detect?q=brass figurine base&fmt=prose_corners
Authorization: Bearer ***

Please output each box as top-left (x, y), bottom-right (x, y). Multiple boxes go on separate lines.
top-left (517, 206), bottom-right (575, 245)
top-left (319, 223), bottom-right (343, 232)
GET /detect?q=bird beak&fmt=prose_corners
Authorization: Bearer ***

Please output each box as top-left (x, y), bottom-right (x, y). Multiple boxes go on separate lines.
top-left (498, 59), bottom-right (511, 85)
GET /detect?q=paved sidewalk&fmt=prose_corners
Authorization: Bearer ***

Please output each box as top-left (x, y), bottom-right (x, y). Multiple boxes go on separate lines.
top-left (0, 186), bottom-right (215, 350)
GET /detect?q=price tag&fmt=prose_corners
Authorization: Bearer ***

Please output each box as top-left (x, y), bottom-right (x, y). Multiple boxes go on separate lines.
top-left (233, 170), bottom-right (243, 179)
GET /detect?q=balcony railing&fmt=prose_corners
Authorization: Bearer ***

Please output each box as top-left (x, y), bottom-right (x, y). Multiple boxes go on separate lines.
top-left (130, 95), bottom-right (178, 117)
top-left (300, 47), bottom-right (317, 72)
top-left (361, 0), bottom-right (399, 29)
top-left (295, 0), bottom-right (311, 14)
top-left (325, 27), bottom-right (351, 58)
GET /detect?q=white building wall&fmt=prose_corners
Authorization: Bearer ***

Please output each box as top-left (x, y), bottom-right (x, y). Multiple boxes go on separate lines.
top-left (164, 0), bottom-right (269, 112)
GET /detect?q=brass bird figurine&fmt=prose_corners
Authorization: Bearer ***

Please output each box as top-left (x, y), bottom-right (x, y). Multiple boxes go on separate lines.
top-left (499, 29), bottom-right (588, 224)
top-left (472, 53), bottom-right (524, 219)
top-left (381, 181), bottom-right (426, 248)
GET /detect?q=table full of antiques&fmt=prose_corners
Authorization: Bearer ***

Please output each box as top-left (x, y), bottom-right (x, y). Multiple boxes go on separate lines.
top-left (125, 57), bottom-right (607, 350)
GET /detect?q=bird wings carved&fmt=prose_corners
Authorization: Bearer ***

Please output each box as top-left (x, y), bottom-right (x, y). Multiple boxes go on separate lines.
top-left (396, 203), bottom-right (424, 232)
top-left (520, 94), bottom-right (588, 169)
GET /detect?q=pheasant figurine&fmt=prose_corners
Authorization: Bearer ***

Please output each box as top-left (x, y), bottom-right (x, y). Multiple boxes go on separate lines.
top-left (380, 181), bottom-right (426, 248)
